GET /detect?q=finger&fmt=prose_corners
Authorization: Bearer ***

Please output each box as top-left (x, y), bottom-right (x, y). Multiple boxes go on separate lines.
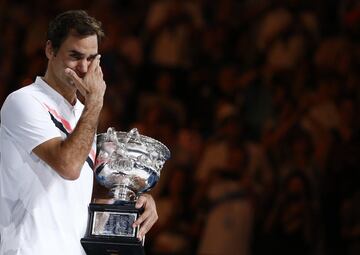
top-left (137, 214), bottom-right (157, 239)
top-left (95, 65), bottom-right (103, 79)
top-left (88, 54), bottom-right (101, 74)
top-left (133, 194), bottom-right (157, 226)
top-left (65, 68), bottom-right (81, 84)
top-left (135, 195), bottom-right (147, 209)
top-left (65, 68), bottom-right (87, 95)
top-left (133, 206), bottom-right (150, 227)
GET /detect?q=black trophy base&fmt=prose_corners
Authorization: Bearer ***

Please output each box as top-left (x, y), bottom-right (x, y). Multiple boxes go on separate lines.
top-left (81, 202), bottom-right (145, 255)
top-left (81, 237), bottom-right (145, 255)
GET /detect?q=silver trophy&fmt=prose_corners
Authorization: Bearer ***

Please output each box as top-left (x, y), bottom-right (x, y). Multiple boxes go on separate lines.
top-left (81, 127), bottom-right (170, 255)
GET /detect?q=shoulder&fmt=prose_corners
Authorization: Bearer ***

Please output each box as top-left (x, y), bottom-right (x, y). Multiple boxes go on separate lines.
top-left (3, 85), bottom-right (35, 106)
top-left (2, 79), bottom-right (59, 113)
top-left (2, 86), bottom-right (42, 112)
top-left (0, 83), bottom-right (54, 127)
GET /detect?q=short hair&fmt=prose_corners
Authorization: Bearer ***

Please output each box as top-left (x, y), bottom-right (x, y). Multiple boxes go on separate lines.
top-left (47, 10), bottom-right (105, 52)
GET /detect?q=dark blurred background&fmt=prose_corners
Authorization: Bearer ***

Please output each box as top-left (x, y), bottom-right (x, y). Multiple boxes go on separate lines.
top-left (1, 0), bottom-right (360, 254)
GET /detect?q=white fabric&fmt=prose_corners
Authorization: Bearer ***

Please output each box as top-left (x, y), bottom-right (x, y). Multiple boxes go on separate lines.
top-left (0, 77), bottom-right (95, 255)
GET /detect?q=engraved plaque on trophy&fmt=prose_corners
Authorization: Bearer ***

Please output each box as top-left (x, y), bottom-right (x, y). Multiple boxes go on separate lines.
top-left (81, 128), bottom-right (170, 255)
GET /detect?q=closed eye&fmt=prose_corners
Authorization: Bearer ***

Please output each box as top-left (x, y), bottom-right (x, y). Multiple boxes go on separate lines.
top-left (68, 51), bottom-right (98, 61)
top-left (70, 55), bottom-right (83, 60)
top-left (87, 54), bottom-right (98, 61)
top-left (69, 52), bottom-right (84, 60)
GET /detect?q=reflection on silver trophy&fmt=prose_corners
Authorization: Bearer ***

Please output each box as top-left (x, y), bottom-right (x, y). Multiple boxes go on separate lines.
top-left (81, 127), bottom-right (170, 255)
top-left (95, 127), bottom-right (171, 202)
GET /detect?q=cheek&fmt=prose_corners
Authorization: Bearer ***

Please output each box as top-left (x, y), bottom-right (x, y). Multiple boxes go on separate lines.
top-left (52, 57), bottom-right (72, 74)
top-left (63, 59), bottom-right (77, 69)
top-left (55, 60), bottom-right (73, 82)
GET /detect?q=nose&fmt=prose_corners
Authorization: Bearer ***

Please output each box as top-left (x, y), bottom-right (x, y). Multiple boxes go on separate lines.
top-left (76, 59), bottom-right (89, 77)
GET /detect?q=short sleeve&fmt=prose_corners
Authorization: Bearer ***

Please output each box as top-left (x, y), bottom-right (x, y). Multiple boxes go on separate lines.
top-left (1, 91), bottom-right (62, 154)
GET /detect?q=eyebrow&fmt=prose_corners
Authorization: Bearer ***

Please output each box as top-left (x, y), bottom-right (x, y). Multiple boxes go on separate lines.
top-left (68, 50), bottom-right (98, 59)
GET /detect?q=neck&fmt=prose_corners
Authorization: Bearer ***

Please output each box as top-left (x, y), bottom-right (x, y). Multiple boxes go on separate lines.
top-left (43, 68), bottom-right (77, 105)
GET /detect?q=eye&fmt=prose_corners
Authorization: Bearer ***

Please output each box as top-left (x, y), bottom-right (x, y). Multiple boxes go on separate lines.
top-left (70, 55), bottom-right (82, 60)
top-left (87, 55), bottom-right (97, 61)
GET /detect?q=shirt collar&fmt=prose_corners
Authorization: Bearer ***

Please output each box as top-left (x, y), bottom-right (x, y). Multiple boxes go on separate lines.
top-left (34, 76), bottom-right (83, 112)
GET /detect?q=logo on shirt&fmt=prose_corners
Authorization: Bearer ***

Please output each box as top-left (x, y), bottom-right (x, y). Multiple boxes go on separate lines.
top-left (44, 103), bottom-right (95, 169)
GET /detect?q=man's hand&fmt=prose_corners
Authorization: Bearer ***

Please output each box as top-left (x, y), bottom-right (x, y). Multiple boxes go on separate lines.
top-left (65, 54), bottom-right (106, 108)
top-left (133, 194), bottom-right (158, 240)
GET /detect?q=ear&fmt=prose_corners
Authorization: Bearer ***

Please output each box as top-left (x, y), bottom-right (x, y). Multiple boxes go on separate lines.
top-left (45, 40), bottom-right (55, 59)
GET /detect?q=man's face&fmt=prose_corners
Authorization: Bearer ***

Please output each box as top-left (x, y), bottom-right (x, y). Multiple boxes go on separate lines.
top-left (47, 33), bottom-right (98, 88)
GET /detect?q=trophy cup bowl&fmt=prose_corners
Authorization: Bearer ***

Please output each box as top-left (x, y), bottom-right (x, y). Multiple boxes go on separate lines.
top-left (81, 128), bottom-right (170, 255)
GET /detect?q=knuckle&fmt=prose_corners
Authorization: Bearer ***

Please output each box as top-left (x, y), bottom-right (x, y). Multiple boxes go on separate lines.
top-left (137, 215), bottom-right (144, 223)
top-left (142, 225), bottom-right (148, 233)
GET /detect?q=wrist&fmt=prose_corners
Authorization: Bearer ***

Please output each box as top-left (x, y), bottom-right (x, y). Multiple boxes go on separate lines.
top-left (83, 101), bottom-right (103, 119)
top-left (85, 97), bottom-right (103, 110)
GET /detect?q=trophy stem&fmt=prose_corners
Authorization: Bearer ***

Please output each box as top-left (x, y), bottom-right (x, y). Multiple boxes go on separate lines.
top-left (112, 185), bottom-right (136, 202)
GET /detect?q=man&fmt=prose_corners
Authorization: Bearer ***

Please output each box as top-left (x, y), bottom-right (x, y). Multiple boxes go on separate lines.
top-left (0, 10), bottom-right (158, 255)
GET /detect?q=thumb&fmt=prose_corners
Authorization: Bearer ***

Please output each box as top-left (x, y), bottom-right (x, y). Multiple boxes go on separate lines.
top-left (135, 195), bottom-right (146, 209)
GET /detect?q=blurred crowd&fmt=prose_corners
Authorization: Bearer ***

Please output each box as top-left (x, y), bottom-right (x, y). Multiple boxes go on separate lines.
top-left (1, 0), bottom-right (360, 254)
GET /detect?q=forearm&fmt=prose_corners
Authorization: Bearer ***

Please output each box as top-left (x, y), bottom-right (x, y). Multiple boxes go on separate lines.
top-left (59, 103), bottom-right (102, 178)
top-left (33, 101), bottom-right (102, 180)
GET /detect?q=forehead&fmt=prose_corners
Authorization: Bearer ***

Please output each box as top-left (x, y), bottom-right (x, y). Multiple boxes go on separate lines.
top-left (59, 33), bottom-right (98, 55)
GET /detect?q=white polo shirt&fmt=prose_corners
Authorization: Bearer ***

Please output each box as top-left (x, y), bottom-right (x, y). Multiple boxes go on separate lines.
top-left (0, 77), bottom-right (96, 255)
